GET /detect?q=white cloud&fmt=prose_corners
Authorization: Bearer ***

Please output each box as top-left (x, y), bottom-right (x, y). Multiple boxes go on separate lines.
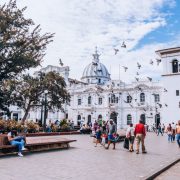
top-left (0, 0), bottom-right (177, 82)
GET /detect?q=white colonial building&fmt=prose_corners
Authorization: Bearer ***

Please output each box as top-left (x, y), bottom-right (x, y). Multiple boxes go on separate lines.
top-left (67, 49), bottom-right (163, 129)
top-left (156, 47), bottom-right (180, 125)
top-left (7, 47), bottom-right (180, 129)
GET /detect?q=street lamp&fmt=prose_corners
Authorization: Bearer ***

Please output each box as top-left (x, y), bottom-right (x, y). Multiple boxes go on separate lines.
top-left (43, 90), bottom-right (48, 131)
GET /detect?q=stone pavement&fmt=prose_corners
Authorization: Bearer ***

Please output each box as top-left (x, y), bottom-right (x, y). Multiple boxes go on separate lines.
top-left (155, 161), bottom-right (180, 180)
top-left (0, 133), bottom-right (179, 180)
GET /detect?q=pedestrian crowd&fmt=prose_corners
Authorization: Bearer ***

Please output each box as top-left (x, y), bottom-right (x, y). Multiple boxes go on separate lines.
top-left (92, 118), bottom-right (180, 154)
top-left (124, 120), bottom-right (180, 154)
top-left (150, 121), bottom-right (179, 147)
top-left (91, 119), bottom-right (119, 150)
top-left (164, 121), bottom-right (180, 147)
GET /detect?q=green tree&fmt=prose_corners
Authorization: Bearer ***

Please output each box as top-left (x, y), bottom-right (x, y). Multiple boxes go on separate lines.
top-left (0, 0), bottom-right (54, 111)
top-left (6, 72), bottom-right (70, 122)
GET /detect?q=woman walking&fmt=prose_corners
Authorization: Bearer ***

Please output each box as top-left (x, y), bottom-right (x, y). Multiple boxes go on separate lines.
top-left (166, 124), bottom-right (173, 142)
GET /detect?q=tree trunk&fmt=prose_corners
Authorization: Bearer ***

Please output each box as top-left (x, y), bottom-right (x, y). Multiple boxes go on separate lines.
top-left (45, 110), bottom-right (48, 120)
top-left (22, 104), bottom-right (31, 122)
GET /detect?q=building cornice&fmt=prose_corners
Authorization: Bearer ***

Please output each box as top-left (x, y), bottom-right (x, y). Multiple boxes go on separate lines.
top-left (156, 47), bottom-right (180, 57)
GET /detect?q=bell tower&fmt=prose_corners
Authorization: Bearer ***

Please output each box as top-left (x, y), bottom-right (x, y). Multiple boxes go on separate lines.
top-left (156, 47), bottom-right (180, 124)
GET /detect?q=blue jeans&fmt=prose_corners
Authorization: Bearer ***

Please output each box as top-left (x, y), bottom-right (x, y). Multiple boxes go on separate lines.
top-left (10, 139), bottom-right (25, 153)
top-left (46, 127), bottom-right (52, 132)
top-left (176, 134), bottom-right (180, 147)
top-left (168, 134), bottom-right (173, 142)
top-left (157, 129), bottom-right (163, 136)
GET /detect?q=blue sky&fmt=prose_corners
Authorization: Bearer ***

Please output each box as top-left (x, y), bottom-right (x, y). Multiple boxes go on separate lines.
top-left (1, 0), bottom-right (180, 82)
top-left (136, 0), bottom-right (180, 48)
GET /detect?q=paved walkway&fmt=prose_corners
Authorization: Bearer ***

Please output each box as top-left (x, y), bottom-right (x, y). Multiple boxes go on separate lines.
top-left (0, 133), bottom-right (179, 180)
top-left (155, 161), bottom-right (180, 180)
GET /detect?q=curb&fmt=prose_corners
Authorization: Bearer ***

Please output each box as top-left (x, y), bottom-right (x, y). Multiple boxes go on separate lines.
top-left (145, 157), bottom-right (180, 180)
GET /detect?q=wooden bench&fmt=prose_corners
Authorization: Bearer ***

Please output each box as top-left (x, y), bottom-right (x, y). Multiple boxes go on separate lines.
top-left (25, 137), bottom-right (76, 152)
top-left (0, 135), bottom-right (76, 156)
top-left (23, 131), bottom-right (80, 137)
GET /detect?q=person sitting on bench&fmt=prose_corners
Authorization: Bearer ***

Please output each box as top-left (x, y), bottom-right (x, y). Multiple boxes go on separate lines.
top-left (7, 130), bottom-right (26, 157)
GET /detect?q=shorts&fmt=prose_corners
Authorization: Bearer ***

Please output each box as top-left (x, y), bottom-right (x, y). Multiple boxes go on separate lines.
top-left (108, 135), bottom-right (114, 141)
top-left (129, 136), bottom-right (135, 144)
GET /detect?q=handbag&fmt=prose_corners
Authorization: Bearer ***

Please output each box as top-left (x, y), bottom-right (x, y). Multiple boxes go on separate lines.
top-left (123, 137), bottom-right (129, 149)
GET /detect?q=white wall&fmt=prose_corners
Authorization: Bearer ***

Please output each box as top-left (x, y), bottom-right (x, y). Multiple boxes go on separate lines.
top-left (161, 75), bottom-right (180, 124)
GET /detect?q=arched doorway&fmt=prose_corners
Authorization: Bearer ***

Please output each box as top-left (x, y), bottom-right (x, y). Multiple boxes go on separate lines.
top-left (110, 112), bottom-right (118, 124)
top-left (98, 114), bottom-right (102, 120)
top-left (155, 114), bottom-right (160, 128)
top-left (77, 115), bottom-right (81, 125)
top-left (140, 114), bottom-right (146, 124)
top-left (87, 115), bottom-right (91, 126)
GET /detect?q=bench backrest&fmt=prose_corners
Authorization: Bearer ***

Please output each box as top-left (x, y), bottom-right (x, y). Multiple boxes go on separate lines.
top-left (0, 135), bottom-right (10, 146)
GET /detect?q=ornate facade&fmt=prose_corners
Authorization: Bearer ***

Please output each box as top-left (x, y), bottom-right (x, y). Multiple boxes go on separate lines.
top-left (67, 49), bottom-right (162, 129)
top-left (8, 47), bottom-right (180, 129)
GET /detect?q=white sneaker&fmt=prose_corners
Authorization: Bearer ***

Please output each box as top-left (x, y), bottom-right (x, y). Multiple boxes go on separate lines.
top-left (18, 152), bottom-right (23, 157)
top-left (22, 147), bottom-right (27, 151)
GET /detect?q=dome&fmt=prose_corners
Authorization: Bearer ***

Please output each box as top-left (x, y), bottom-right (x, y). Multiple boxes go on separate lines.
top-left (81, 48), bottom-right (110, 84)
top-left (82, 62), bottom-right (110, 79)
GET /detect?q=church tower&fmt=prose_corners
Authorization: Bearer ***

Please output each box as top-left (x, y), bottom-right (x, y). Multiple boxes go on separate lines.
top-left (156, 47), bottom-right (180, 124)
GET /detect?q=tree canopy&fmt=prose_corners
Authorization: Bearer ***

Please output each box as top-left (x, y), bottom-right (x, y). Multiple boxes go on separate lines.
top-left (0, 0), bottom-right (54, 111)
top-left (5, 72), bottom-right (70, 121)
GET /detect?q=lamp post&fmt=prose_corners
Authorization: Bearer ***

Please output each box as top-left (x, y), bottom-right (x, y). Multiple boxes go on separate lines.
top-left (43, 90), bottom-right (48, 131)
top-left (40, 100), bottom-right (44, 127)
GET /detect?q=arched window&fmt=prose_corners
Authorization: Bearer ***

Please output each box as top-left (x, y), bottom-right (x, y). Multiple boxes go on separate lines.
top-left (127, 114), bottom-right (132, 125)
top-left (78, 98), bottom-right (81, 105)
top-left (127, 95), bottom-right (132, 103)
top-left (154, 94), bottom-right (160, 102)
top-left (109, 94), bottom-right (118, 104)
top-left (88, 96), bottom-right (91, 105)
top-left (172, 59), bottom-right (178, 73)
top-left (111, 94), bottom-right (116, 103)
top-left (98, 97), bottom-right (102, 105)
top-left (140, 93), bottom-right (145, 102)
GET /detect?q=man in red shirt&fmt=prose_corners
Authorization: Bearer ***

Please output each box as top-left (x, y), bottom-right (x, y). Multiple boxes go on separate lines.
top-left (134, 120), bottom-right (147, 154)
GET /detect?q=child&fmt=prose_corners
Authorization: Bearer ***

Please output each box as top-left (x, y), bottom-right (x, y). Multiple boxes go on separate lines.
top-left (101, 133), bottom-right (108, 146)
